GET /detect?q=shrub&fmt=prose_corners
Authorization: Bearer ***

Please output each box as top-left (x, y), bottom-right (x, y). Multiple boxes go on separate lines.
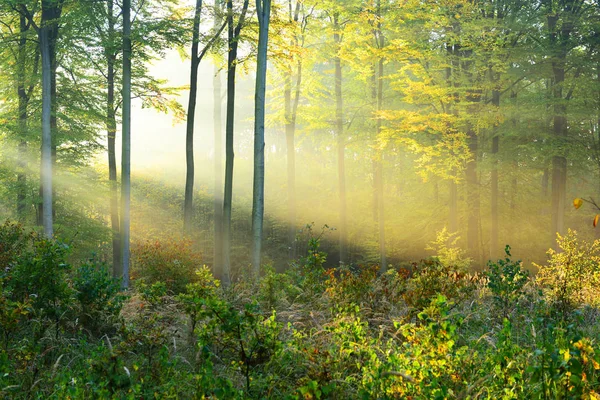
top-left (289, 225), bottom-right (330, 297)
top-left (258, 265), bottom-right (295, 310)
top-left (73, 259), bottom-right (126, 335)
top-left (535, 229), bottom-right (600, 314)
top-left (404, 258), bottom-right (477, 312)
top-left (0, 221), bottom-right (31, 268)
top-left (196, 298), bottom-right (282, 393)
top-left (176, 266), bottom-right (220, 339)
top-left (324, 264), bottom-right (379, 307)
top-left (486, 245), bottom-right (529, 321)
top-left (131, 239), bottom-right (203, 293)
top-left (5, 235), bottom-right (73, 338)
top-left (426, 228), bottom-right (472, 270)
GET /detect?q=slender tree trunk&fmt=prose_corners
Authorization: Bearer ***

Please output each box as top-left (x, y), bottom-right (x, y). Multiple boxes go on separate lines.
top-left (541, 168), bottom-right (549, 198)
top-left (548, 12), bottom-right (569, 244)
top-left (284, 74), bottom-right (297, 259)
top-left (490, 89), bottom-right (500, 260)
top-left (17, 15), bottom-right (30, 221)
top-left (39, 12), bottom-right (53, 237)
top-left (333, 14), bottom-right (347, 265)
top-left (465, 126), bottom-right (480, 264)
top-left (286, 1), bottom-right (303, 261)
top-left (251, 0), bottom-right (271, 278)
top-left (458, 41), bottom-right (481, 264)
top-left (446, 35), bottom-right (459, 235)
top-left (222, 3), bottom-right (236, 285)
top-left (184, 0), bottom-right (204, 234)
top-left (375, 9), bottom-right (386, 272)
top-left (213, 0), bottom-right (224, 275)
top-left (120, 0), bottom-right (132, 288)
top-left (106, 0), bottom-right (121, 279)
top-left (213, 55), bottom-right (224, 272)
top-left (50, 20), bottom-right (58, 221)
top-left (221, 0), bottom-right (249, 285)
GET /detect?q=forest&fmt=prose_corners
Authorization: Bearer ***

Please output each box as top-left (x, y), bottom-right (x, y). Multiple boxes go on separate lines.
top-left (3, 0), bottom-right (600, 398)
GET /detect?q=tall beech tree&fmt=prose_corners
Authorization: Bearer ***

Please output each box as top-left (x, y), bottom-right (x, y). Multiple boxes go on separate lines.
top-left (333, 11), bottom-right (347, 264)
top-left (213, 0), bottom-right (224, 274)
top-left (544, 0), bottom-right (585, 244)
top-left (221, 0), bottom-right (249, 285)
top-left (17, 0), bottom-right (65, 237)
top-left (184, 0), bottom-right (227, 234)
top-left (120, 0), bottom-right (131, 288)
top-left (251, 0), bottom-right (272, 277)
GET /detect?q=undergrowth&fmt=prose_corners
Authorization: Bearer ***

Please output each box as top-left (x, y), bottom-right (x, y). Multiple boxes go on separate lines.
top-left (2, 220), bottom-right (600, 399)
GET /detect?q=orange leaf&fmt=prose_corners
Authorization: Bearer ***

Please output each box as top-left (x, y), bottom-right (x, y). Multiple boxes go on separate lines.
top-left (594, 215), bottom-right (599, 228)
top-left (574, 198), bottom-right (584, 209)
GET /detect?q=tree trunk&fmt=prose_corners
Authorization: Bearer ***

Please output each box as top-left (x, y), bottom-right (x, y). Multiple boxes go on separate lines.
top-left (106, 0), bottom-right (121, 279)
top-left (251, 0), bottom-right (271, 278)
top-left (120, 0), bottom-right (132, 288)
top-left (222, 2), bottom-right (236, 285)
top-left (461, 43), bottom-right (481, 264)
top-left (50, 16), bottom-right (58, 221)
top-left (17, 15), bottom-right (30, 221)
top-left (213, 46), bottom-right (224, 273)
top-left (284, 73), bottom-right (297, 259)
top-left (490, 89), bottom-right (500, 260)
top-left (39, 11), bottom-right (53, 237)
top-left (213, 0), bottom-right (224, 276)
top-left (465, 126), bottom-right (480, 264)
top-left (548, 12), bottom-right (569, 245)
top-left (184, 0), bottom-right (203, 234)
top-left (334, 14), bottom-right (347, 265)
top-left (221, 0), bottom-right (249, 285)
top-left (286, 1), bottom-right (303, 261)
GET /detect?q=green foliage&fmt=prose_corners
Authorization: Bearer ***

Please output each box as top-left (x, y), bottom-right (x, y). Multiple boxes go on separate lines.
top-left (288, 224), bottom-right (330, 301)
top-left (404, 258), bottom-right (477, 311)
top-left (138, 281), bottom-right (168, 306)
top-left (258, 264), bottom-right (295, 310)
top-left (486, 245), bottom-right (529, 320)
top-left (176, 266), bottom-right (220, 339)
top-left (324, 264), bottom-right (379, 307)
top-left (0, 220), bottom-right (31, 267)
top-left (535, 229), bottom-right (600, 314)
top-left (4, 234), bottom-right (73, 337)
top-left (426, 228), bottom-right (472, 271)
top-left (6, 222), bottom-right (600, 399)
top-left (131, 239), bottom-right (203, 294)
top-left (197, 298), bottom-right (283, 393)
top-left (73, 259), bottom-right (126, 335)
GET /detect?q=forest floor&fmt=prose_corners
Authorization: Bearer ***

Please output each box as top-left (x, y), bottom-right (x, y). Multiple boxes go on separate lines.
top-left (2, 220), bottom-right (600, 399)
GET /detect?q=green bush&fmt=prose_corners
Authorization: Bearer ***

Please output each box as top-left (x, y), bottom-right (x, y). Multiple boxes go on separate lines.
top-left (486, 245), bottom-right (529, 320)
top-left (404, 258), bottom-right (477, 312)
top-left (535, 229), bottom-right (600, 315)
top-left (73, 259), bottom-right (126, 335)
top-left (131, 239), bottom-right (203, 293)
top-left (5, 235), bottom-right (73, 339)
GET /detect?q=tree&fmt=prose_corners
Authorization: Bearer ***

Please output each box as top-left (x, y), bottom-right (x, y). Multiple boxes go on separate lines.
top-left (78, 0), bottom-right (187, 278)
top-left (16, 0), bottom-right (65, 237)
top-left (0, 7), bottom-right (39, 221)
top-left (251, 0), bottom-right (271, 278)
top-left (120, 0), bottom-right (131, 288)
top-left (213, 0), bottom-right (224, 277)
top-left (184, 0), bottom-right (227, 234)
top-left (333, 10), bottom-right (347, 264)
top-left (543, 0), bottom-right (585, 244)
top-left (36, 1), bottom-right (63, 236)
top-left (221, 0), bottom-right (250, 285)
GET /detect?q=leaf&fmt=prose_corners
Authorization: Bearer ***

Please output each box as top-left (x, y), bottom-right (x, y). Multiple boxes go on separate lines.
top-left (594, 215), bottom-right (599, 228)
top-left (574, 198), bottom-right (583, 209)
